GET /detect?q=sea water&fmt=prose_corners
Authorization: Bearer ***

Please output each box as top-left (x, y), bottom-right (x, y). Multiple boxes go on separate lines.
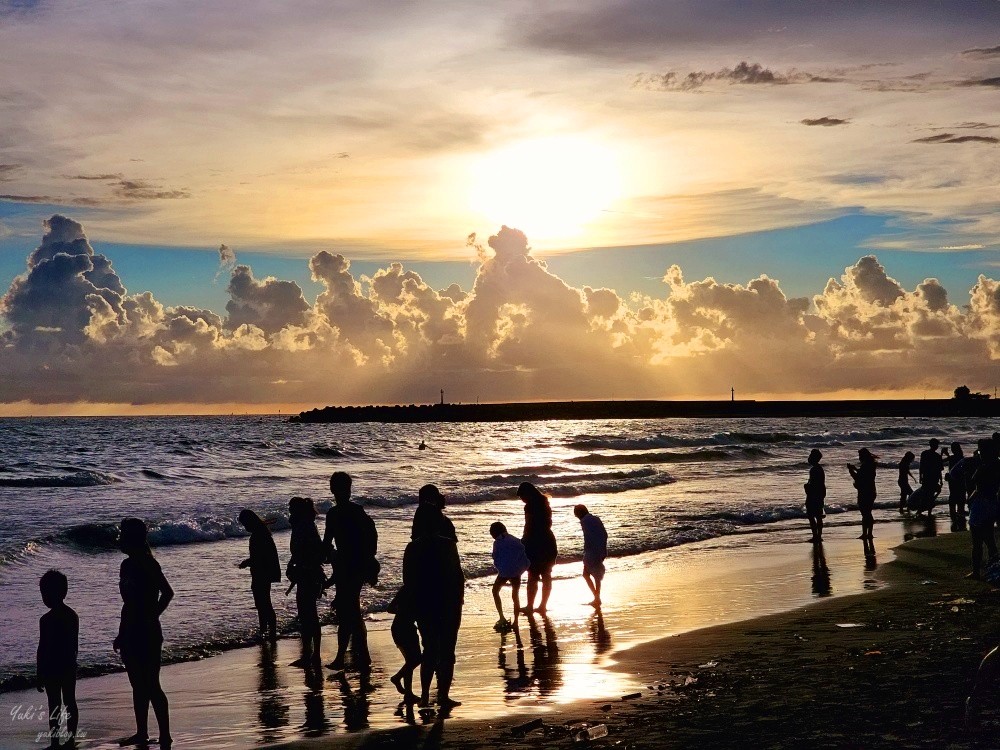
top-left (0, 414), bottom-right (992, 690)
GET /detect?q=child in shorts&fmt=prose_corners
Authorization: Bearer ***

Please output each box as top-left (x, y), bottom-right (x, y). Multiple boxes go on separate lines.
top-left (36, 569), bottom-right (79, 749)
top-left (386, 586), bottom-right (420, 704)
top-left (490, 522), bottom-right (529, 632)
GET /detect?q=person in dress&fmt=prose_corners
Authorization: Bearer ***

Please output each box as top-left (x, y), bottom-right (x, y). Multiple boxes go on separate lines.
top-left (897, 451), bottom-right (915, 512)
top-left (286, 497), bottom-right (326, 667)
top-left (114, 518), bottom-right (173, 748)
top-left (517, 482), bottom-right (558, 614)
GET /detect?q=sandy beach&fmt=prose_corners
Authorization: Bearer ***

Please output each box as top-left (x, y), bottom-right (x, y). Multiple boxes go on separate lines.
top-left (1, 514), bottom-right (978, 749)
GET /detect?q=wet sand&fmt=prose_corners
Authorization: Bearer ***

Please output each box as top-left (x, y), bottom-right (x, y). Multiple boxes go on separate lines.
top-left (0, 516), bottom-right (960, 748)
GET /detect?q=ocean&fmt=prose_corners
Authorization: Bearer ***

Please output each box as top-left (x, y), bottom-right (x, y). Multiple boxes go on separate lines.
top-left (0, 414), bottom-right (992, 691)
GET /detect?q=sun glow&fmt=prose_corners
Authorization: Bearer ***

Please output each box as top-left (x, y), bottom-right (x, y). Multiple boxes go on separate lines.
top-left (468, 136), bottom-right (622, 244)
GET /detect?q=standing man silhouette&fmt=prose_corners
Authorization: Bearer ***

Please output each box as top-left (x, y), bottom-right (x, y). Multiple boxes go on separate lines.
top-left (323, 472), bottom-right (379, 672)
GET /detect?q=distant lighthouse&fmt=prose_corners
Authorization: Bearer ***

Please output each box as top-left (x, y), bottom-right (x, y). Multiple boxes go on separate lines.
top-left (731, 386), bottom-right (735, 402)
top-left (440, 389), bottom-right (445, 405)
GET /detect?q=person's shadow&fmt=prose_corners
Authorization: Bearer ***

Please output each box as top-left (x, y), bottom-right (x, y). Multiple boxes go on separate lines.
top-left (527, 613), bottom-right (561, 699)
top-left (862, 537), bottom-right (878, 576)
top-left (255, 642), bottom-right (289, 745)
top-left (498, 625), bottom-right (530, 701)
top-left (811, 543), bottom-right (832, 597)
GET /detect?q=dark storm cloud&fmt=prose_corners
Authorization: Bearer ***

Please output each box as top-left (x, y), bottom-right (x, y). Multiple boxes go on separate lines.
top-left (960, 77), bottom-right (1000, 88)
top-left (962, 44), bottom-right (1000, 58)
top-left (801, 117), bottom-right (850, 127)
top-left (517, 0), bottom-right (1000, 60)
top-left (635, 62), bottom-right (839, 91)
top-left (913, 133), bottom-right (1000, 144)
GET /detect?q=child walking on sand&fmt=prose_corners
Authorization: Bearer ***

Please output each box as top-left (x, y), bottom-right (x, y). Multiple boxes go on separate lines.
top-left (804, 449), bottom-right (827, 542)
top-left (386, 586), bottom-right (421, 704)
top-left (490, 522), bottom-right (529, 632)
top-left (36, 570), bottom-right (79, 750)
top-left (575, 505), bottom-right (609, 608)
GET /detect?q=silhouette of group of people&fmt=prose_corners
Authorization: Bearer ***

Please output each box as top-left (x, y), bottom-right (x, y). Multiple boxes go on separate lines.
top-left (804, 432), bottom-right (1000, 578)
top-left (33, 473), bottom-right (610, 747)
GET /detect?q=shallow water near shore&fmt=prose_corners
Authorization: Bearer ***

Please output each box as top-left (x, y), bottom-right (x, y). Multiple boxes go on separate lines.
top-left (0, 518), bottom-right (947, 748)
top-left (0, 414), bottom-right (986, 693)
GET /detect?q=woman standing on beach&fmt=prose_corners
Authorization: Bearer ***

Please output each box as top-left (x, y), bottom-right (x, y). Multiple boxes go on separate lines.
top-left (287, 497), bottom-right (326, 667)
top-left (898, 451), bottom-right (915, 512)
top-left (114, 517), bottom-right (173, 749)
top-left (237, 509), bottom-right (281, 644)
top-left (518, 482), bottom-right (558, 614)
top-left (968, 438), bottom-right (1000, 579)
top-left (804, 449), bottom-right (826, 542)
top-left (848, 448), bottom-right (878, 539)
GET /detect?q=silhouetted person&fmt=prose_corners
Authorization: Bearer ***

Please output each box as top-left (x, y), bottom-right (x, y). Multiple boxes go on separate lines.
top-left (490, 521), bottom-right (529, 631)
top-left (804, 448), bottom-right (827, 541)
top-left (114, 517), bottom-right (173, 748)
top-left (967, 438), bottom-right (999, 579)
top-left (518, 482), bottom-right (557, 614)
top-left (811, 543), bottom-right (831, 597)
top-left (238, 509), bottom-right (281, 644)
top-left (36, 570), bottom-right (78, 750)
top-left (387, 585), bottom-right (421, 704)
top-left (323, 472), bottom-right (378, 671)
top-left (287, 496), bottom-right (325, 667)
top-left (946, 442), bottom-right (967, 516)
top-left (898, 451), bottom-right (915, 512)
top-left (404, 503), bottom-right (465, 709)
top-left (575, 504), bottom-right (608, 608)
top-left (413, 483), bottom-right (457, 541)
top-left (848, 448), bottom-right (877, 539)
top-left (919, 438), bottom-right (944, 510)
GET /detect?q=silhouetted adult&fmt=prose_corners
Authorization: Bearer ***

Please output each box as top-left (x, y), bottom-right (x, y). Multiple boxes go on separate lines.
top-left (114, 518), bottom-right (173, 749)
top-left (968, 438), bottom-right (1000, 579)
top-left (517, 482), bottom-right (558, 614)
top-left (323, 472), bottom-right (378, 671)
top-left (919, 438), bottom-right (945, 506)
top-left (287, 496), bottom-right (325, 667)
top-left (804, 449), bottom-right (826, 542)
top-left (946, 442), bottom-right (967, 517)
top-left (403, 503), bottom-right (465, 709)
top-left (238, 509), bottom-right (281, 643)
top-left (412, 483), bottom-right (457, 541)
top-left (848, 448), bottom-right (877, 539)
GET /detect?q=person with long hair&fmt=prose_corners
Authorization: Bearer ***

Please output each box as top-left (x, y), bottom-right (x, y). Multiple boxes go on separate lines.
top-left (898, 451), bottom-right (915, 512)
top-left (114, 517), bottom-right (173, 748)
top-left (287, 497), bottom-right (326, 667)
top-left (517, 482), bottom-right (558, 614)
top-left (238, 509), bottom-right (281, 644)
top-left (848, 448), bottom-right (878, 539)
top-left (404, 503), bottom-right (464, 709)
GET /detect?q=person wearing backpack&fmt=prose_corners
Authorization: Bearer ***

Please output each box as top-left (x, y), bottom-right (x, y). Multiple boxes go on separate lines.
top-left (323, 472), bottom-right (379, 672)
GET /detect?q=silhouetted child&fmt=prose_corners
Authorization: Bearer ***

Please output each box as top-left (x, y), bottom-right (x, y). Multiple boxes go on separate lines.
top-left (490, 521), bottom-right (529, 631)
top-left (804, 449), bottom-right (826, 542)
top-left (36, 569), bottom-right (78, 750)
top-left (386, 586), bottom-right (421, 704)
top-left (238, 509), bottom-right (281, 644)
top-left (575, 505), bottom-right (608, 607)
top-left (898, 451), bottom-right (915, 512)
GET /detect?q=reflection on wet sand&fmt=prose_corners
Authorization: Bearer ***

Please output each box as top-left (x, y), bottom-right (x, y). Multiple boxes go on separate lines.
top-left (527, 614), bottom-right (561, 699)
top-left (328, 669), bottom-right (372, 731)
top-left (590, 611), bottom-right (611, 656)
top-left (301, 664), bottom-right (329, 737)
top-left (811, 543), bottom-right (832, 598)
top-left (255, 642), bottom-right (289, 745)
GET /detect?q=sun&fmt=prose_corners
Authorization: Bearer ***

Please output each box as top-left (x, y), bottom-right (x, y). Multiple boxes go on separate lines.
top-left (467, 135), bottom-right (622, 244)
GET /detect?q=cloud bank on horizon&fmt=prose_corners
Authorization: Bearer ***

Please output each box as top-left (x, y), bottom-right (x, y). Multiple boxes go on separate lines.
top-left (1, 215), bottom-right (999, 408)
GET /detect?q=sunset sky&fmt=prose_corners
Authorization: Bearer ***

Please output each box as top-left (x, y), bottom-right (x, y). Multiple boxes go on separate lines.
top-left (1, 0), bottom-right (999, 413)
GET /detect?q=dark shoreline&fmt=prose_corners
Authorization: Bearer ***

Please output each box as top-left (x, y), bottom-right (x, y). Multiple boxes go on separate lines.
top-left (291, 398), bottom-right (1000, 423)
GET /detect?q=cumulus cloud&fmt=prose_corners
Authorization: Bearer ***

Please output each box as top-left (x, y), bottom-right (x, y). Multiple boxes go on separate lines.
top-left (801, 117), bottom-right (850, 127)
top-left (2, 216), bottom-right (1000, 406)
